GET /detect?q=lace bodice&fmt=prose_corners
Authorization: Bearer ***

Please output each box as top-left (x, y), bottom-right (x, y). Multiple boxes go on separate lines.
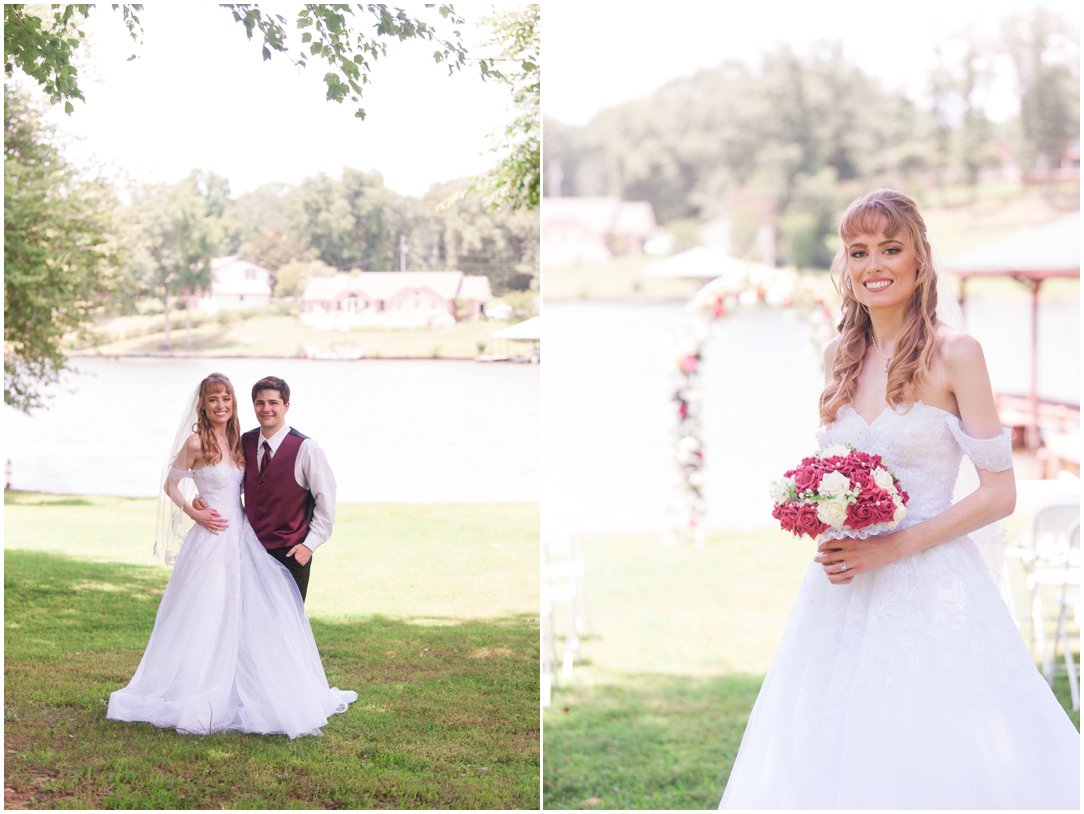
top-left (187, 462), bottom-right (244, 518)
top-left (816, 401), bottom-right (1013, 531)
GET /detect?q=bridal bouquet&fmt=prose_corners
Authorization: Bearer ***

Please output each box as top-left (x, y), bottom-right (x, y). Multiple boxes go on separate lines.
top-left (770, 444), bottom-right (909, 539)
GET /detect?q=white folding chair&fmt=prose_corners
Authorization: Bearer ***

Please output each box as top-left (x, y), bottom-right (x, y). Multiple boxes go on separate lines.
top-left (1022, 498), bottom-right (1081, 694)
top-left (1048, 521), bottom-right (1080, 710)
top-left (541, 517), bottom-right (588, 699)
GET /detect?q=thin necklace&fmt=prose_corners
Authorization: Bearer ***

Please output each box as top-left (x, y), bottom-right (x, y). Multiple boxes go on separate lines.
top-left (871, 334), bottom-right (893, 372)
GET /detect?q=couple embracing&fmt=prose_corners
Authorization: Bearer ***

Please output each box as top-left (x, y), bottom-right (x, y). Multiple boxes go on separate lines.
top-left (107, 374), bottom-right (357, 738)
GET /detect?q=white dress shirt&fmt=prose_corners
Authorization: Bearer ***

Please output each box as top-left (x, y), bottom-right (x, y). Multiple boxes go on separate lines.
top-left (254, 424), bottom-right (336, 552)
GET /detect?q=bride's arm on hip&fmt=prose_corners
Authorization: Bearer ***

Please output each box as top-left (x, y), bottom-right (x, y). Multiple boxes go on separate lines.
top-left (163, 434), bottom-right (227, 534)
top-left (819, 334), bottom-right (1015, 581)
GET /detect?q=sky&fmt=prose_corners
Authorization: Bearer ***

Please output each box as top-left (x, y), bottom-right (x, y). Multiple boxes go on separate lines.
top-left (31, 2), bottom-right (523, 198)
top-left (18, 1), bottom-right (1079, 197)
top-left (542, 0), bottom-right (1081, 126)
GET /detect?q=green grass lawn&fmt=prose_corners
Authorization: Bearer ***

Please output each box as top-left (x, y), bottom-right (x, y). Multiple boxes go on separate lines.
top-left (4, 493), bottom-right (539, 810)
top-left (543, 528), bottom-right (1081, 810)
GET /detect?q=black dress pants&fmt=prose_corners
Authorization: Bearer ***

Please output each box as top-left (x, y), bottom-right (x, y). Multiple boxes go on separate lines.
top-left (265, 545), bottom-right (312, 602)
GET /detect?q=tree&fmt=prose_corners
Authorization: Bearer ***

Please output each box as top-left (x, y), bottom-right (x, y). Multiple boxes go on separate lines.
top-left (1002, 6), bottom-right (1079, 181)
top-left (240, 231), bottom-right (315, 280)
top-left (431, 181), bottom-right (539, 293)
top-left (4, 87), bottom-right (125, 411)
top-left (3, 4), bottom-right (142, 114)
top-left (467, 5), bottom-right (539, 210)
top-left (4, 4), bottom-right (485, 120)
top-left (955, 43), bottom-right (995, 194)
top-left (274, 259), bottom-right (337, 299)
top-left (287, 169), bottom-right (413, 272)
top-left (128, 172), bottom-right (229, 348)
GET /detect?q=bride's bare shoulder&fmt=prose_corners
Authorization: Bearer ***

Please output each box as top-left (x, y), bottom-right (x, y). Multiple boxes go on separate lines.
top-left (933, 323), bottom-right (985, 366)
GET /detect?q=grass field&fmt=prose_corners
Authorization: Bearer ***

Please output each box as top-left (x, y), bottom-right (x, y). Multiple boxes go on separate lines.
top-left (4, 493), bottom-right (540, 810)
top-left (543, 528), bottom-right (1081, 810)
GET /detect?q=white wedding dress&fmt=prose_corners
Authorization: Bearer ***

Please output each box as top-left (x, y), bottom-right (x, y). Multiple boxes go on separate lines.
top-left (107, 462), bottom-right (357, 738)
top-left (720, 401), bottom-right (1080, 809)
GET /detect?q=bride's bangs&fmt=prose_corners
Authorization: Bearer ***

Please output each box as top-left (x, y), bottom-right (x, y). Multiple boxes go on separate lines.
top-left (840, 200), bottom-right (906, 245)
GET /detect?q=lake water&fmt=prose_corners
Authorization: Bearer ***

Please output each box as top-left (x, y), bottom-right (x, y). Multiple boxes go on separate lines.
top-left (4, 357), bottom-right (539, 503)
top-left (543, 296), bottom-right (1080, 535)
top-left (5, 295), bottom-right (1077, 523)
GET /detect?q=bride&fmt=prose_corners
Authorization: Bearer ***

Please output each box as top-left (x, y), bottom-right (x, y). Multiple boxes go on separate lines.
top-left (107, 372), bottom-right (356, 738)
top-left (719, 189), bottom-right (1079, 809)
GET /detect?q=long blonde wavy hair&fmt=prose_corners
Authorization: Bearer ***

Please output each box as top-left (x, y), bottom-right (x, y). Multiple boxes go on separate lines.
top-left (194, 372), bottom-right (245, 467)
top-left (819, 189), bottom-right (939, 425)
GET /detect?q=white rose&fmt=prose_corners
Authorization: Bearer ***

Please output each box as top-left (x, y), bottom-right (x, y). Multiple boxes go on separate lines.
top-left (820, 444), bottom-right (850, 459)
top-left (817, 497), bottom-right (849, 528)
top-left (892, 500), bottom-right (907, 524)
top-left (818, 470), bottom-right (852, 498)
top-left (872, 466), bottom-right (896, 491)
top-left (770, 477), bottom-right (794, 505)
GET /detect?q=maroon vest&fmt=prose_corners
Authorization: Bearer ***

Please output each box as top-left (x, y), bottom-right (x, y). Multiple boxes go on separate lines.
top-left (242, 428), bottom-right (315, 550)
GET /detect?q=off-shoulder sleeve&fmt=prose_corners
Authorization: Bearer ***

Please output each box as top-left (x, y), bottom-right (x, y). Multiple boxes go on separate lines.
top-left (945, 416), bottom-right (1014, 472)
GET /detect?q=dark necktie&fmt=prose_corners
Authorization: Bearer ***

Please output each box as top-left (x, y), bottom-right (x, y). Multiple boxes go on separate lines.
top-left (260, 441), bottom-right (271, 474)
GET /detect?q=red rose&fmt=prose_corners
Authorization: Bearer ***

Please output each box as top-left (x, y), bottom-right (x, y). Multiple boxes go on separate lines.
top-left (871, 498), bottom-right (897, 524)
top-left (792, 466), bottom-right (819, 492)
top-left (772, 502), bottom-right (800, 534)
top-left (850, 470), bottom-right (873, 491)
top-left (837, 457), bottom-right (861, 477)
top-left (846, 499), bottom-right (877, 530)
top-left (794, 502), bottom-right (829, 538)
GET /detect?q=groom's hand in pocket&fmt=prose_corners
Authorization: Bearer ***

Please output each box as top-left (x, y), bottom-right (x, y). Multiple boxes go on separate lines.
top-left (286, 544), bottom-right (312, 566)
top-left (189, 497), bottom-right (228, 534)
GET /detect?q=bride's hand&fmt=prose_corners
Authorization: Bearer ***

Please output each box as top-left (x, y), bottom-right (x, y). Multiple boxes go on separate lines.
top-left (815, 533), bottom-right (903, 584)
top-left (187, 500), bottom-right (228, 534)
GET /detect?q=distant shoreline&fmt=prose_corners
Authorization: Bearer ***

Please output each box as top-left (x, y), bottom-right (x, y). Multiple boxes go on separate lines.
top-left (65, 350), bottom-right (538, 363)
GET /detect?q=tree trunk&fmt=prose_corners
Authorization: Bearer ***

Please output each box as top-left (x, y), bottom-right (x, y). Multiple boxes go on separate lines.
top-left (184, 296), bottom-right (194, 348)
top-left (161, 289), bottom-right (172, 350)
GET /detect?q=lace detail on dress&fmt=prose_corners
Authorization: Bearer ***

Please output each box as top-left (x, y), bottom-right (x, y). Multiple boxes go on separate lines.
top-left (944, 417), bottom-right (1013, 472)
top-left (820, 521), bottom-right (902, 542)
top-left (720, 401), bottom-right (1078, 810)
top-left (816, 402), bottom-right (1013, 528)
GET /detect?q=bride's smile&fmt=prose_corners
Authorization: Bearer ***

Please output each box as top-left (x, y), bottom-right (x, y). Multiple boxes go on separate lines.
top-left (203, 389), bottom-right (234, 427)
top-left (846, 227), bottom-right (919, 313)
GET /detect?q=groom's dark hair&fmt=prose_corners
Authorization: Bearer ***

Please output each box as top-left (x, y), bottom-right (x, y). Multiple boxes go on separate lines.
top-left (252, 376), bottom-right (290, 404)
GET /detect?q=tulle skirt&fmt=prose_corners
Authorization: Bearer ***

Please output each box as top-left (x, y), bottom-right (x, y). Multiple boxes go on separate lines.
top-left (107, 516), bottom-right (356, 738)
top-left (720, 536), bottom-right (1080, 809)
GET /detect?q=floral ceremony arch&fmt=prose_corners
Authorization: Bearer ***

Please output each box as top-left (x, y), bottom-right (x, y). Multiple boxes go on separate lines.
top-left (666, 264), bottom-right (836, 546)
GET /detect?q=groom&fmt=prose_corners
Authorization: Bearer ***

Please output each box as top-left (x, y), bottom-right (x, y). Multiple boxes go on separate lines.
top-left (241, 375), bottom-right (337, 602)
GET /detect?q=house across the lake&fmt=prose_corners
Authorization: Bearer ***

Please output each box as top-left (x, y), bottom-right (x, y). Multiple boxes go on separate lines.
top-left (542, 196), bottom-right (658, 267)
top-left (200, 256), bottom-right (273, 312)
top-left (301, 271), bottom-right (493, 328)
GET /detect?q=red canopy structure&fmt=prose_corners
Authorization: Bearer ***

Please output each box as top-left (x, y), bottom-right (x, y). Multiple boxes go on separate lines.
top-left (944, 212), bottom-right (1080, 456)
